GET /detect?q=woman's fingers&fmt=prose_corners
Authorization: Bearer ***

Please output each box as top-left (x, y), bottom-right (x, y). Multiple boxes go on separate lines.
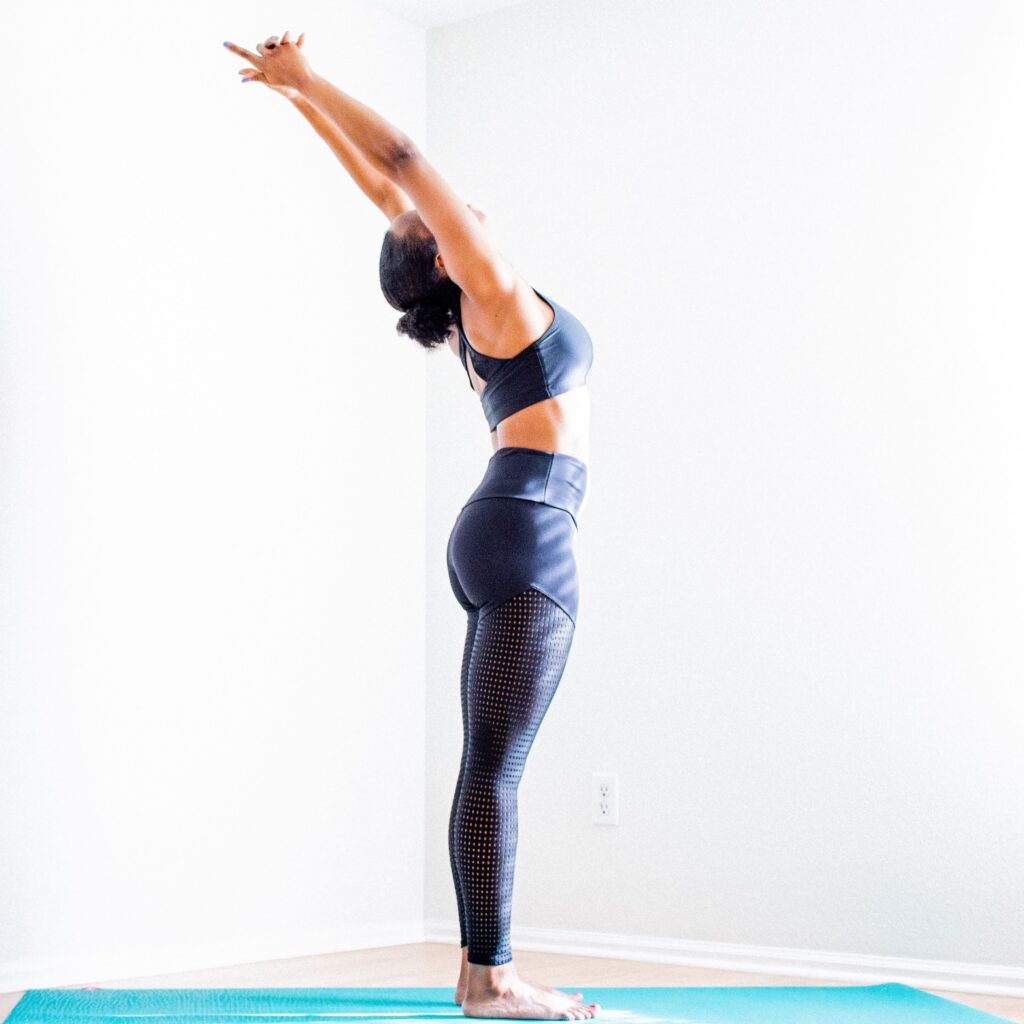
top-left (223, 40), bottom-right (261, 66)
top-left (225, 30), bottom-right (305, 79)
top-left (241, 68), bottom-right (267, 84)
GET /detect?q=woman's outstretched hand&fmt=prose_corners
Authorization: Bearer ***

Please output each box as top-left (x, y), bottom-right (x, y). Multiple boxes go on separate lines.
top-left (223, 30), bottom-right (314, 98)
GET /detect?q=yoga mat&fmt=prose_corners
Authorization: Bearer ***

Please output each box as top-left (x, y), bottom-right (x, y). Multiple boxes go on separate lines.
top-left (5, 982), bottom-right (1013, 1023)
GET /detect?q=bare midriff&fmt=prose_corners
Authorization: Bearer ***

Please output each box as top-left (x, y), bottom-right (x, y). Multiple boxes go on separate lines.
top-left (487, 385), bottom-right (590, 463)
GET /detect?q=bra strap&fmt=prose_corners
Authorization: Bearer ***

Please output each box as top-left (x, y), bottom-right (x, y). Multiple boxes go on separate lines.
top-left (457, 327), bottom-right (476, 392)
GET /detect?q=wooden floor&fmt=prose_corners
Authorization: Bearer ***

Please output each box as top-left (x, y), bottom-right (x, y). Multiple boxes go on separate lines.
top-left (2, 942), bottom-right (1022, 1023)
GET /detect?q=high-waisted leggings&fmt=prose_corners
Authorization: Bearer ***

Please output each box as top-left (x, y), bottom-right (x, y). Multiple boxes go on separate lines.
top-left (446, 446), bottom-right (588, 966)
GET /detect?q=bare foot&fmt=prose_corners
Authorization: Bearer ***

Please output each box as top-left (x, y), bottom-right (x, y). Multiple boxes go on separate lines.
top-left (463, 968), bottom-right (599, 1020)
top-left (454, 948), bottom-right (583, 1007)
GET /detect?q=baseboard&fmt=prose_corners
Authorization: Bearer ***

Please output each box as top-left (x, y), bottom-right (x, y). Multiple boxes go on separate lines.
top-left (0, 921), bottom-right (426, 996)
top-left (424, 919), bottom-right (1024, 999)
top-left (6, 920), bottom-right (1020, 1000)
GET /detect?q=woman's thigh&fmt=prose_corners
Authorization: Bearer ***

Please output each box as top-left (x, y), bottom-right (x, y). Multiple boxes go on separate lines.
top-left (447, 497), bottom-right (580, 625)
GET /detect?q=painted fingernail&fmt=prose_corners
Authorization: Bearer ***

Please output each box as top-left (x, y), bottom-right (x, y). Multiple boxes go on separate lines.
top-left (223, 41), bottom-right (229, 47)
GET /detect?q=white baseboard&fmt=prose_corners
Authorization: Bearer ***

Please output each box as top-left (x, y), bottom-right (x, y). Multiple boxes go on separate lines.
top-left (5, 920), bottom-right (1021, 1001)
top-left (0, 922), bottom-right (425, 996)
top-left (424, 919), bottom-right (1024, 999)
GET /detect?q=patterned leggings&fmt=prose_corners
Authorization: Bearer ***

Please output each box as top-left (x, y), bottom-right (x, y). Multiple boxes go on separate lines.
top-left (445, 447), bottom-right (587, 966)
top-left (448, 591), bottom-right (575, 965)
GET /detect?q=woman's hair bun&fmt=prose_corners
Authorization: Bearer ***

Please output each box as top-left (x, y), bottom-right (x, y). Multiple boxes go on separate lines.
top-left (397, 299), bottom-right (455, 349)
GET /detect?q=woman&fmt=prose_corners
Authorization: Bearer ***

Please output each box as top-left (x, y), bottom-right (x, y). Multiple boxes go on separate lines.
top-left (224, 31), bottom-right (598, 1022)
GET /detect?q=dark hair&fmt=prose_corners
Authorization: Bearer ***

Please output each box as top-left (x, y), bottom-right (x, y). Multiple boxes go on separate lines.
top-left (379, 225), bottom-right (462, 350)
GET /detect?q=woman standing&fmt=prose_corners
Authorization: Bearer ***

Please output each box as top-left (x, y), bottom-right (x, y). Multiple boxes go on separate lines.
top-left (224, 32), bottom-right (598, 1022)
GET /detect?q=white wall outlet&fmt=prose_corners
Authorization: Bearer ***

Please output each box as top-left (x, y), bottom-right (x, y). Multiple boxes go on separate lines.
top-left (592, 772), bottom-right (619, 825)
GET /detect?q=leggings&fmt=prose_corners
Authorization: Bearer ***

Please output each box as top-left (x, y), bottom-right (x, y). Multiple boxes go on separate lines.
top-left (445, 446), bottom-right (588, 966)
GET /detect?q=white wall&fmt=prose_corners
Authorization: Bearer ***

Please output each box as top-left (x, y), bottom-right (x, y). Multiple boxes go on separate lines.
top-left (424, 0), bottom-right (1024, 986)
top-left (0, 0), bottom-right (427, 991)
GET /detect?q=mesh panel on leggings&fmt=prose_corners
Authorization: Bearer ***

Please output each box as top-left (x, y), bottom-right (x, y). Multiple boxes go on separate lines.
top-left (449, 608), bottom-right (478, 950)
top-left (448, 587), bottom-right (576, 966)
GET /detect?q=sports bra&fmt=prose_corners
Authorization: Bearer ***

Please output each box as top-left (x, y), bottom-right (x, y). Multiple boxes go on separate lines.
top-left (455, 288), bottom-right (594, 431)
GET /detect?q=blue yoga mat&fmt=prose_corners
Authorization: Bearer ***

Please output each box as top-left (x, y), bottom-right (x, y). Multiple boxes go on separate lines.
top-left (5, 982), bottom-right (1013, 1023)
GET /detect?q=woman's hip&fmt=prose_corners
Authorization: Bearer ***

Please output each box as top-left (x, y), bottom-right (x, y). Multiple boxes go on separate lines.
top-left (446, 448), bottom-right (588, 624)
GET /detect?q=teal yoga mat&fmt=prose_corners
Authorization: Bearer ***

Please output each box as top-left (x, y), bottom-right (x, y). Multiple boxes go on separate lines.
top-left (5, 982), bottom-right (1013, 1023)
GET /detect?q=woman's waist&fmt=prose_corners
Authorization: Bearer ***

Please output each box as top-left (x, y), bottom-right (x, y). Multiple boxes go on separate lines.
top-left (462, 446), bottom-right (589, 521)
top-left (490, 388), bottom-right (590, 463)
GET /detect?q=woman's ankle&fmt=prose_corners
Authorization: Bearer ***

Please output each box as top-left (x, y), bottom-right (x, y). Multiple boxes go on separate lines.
top-left (465, 959), bottom-right (517, 993)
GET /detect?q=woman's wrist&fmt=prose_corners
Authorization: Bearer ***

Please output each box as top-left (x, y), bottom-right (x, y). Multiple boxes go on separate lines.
top-left (294, 70), bottom-right (322, 101)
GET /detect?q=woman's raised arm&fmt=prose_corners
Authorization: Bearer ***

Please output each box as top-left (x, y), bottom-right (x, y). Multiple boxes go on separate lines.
top-left (224, 31), bottom-right (416, 222)
top-left (225, 30), bottom-right (510, 301)
top-left (288, 92), bottom-right (415, 221)
top-left (225, 31), bottom-right (412, 182)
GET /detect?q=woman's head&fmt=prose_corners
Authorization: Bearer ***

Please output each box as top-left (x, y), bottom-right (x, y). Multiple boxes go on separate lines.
top-left (380, 210), bottom-right (461, 350)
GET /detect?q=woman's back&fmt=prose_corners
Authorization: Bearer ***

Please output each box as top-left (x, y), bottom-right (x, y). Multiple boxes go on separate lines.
top-left (447, 278), bottom-right (591, 463)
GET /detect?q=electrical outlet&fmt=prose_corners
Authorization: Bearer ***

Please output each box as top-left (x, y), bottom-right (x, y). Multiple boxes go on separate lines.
top-left (592, 772), bottom-right (619, 825)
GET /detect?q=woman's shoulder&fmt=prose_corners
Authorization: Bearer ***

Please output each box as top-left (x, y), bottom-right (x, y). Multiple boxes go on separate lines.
top-left (458, 277), bottom-right (555, 360)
